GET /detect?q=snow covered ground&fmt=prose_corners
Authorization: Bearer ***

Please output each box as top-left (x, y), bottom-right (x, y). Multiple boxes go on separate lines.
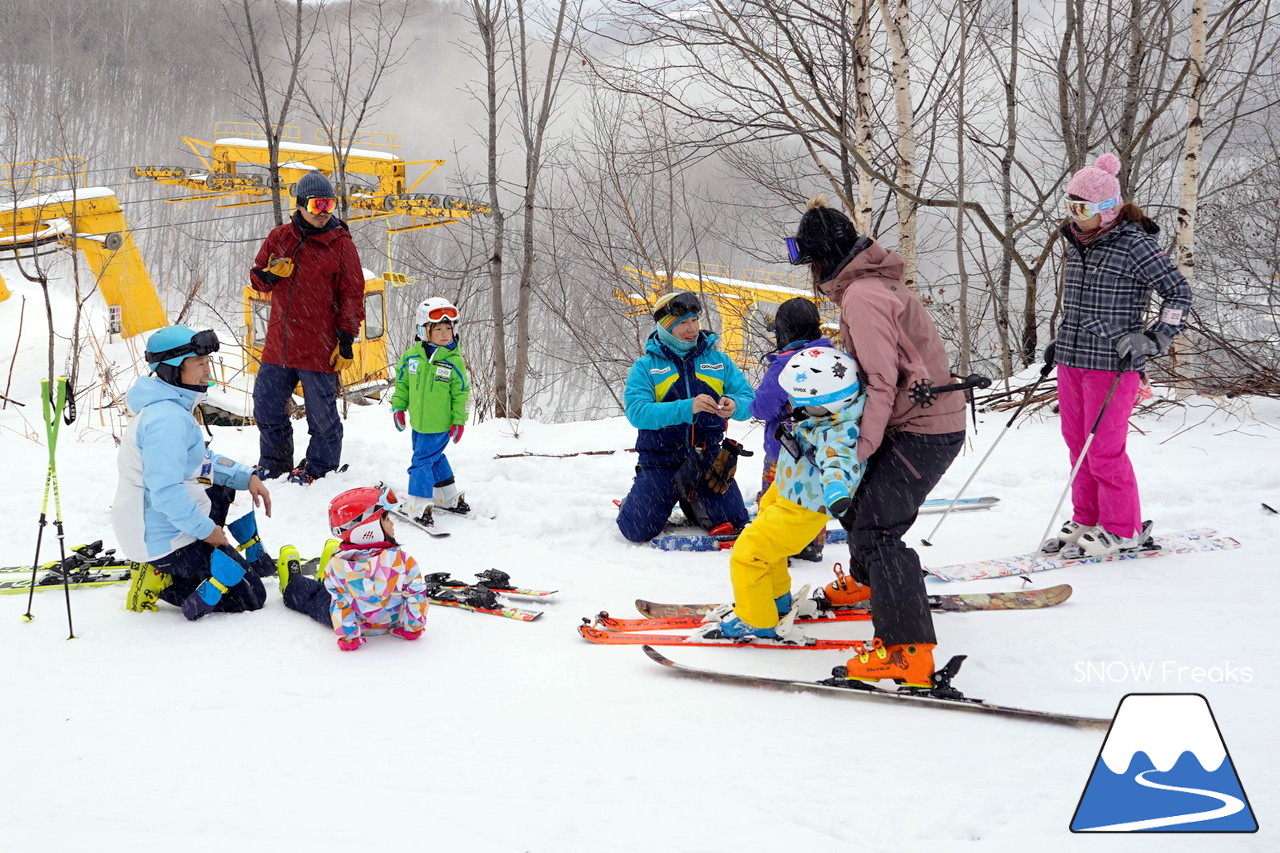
top-left (1, 273), bottom-right (1275, 849)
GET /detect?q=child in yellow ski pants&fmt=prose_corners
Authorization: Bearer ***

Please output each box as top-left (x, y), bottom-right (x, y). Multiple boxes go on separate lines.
top-left (729, 483), bottom-right (831, 628)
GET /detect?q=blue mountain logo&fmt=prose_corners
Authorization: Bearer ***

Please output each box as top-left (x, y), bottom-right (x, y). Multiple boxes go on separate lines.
top-left (1071, 693), bottom-right (1257, 832)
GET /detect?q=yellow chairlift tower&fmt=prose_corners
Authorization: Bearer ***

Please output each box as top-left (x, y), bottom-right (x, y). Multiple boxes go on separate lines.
top-left (132, 123), bottom-right (489, 396)
top-left (617, 261), bottom-right (836, 369)
top-left (0, 157), bottom-right (166, 338)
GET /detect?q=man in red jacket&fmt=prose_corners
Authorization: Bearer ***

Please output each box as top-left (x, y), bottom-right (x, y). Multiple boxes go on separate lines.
top-left (249, 170), bottom-right (366, 484)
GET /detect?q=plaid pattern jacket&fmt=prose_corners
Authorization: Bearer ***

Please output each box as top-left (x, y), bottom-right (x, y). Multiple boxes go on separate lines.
top-left (1056, 220), bottom-right (1193, 372)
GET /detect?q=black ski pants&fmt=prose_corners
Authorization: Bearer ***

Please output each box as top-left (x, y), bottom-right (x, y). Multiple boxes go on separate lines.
top-left (151, 486), bottom-right (267, 616)
top-left (283, 575), bottom-right (334, 627)
top-left (838, 430), bottom-right (964, 647)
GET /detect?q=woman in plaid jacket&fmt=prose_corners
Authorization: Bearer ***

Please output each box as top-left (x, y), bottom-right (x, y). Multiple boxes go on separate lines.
top-left (1047, 153), bottom-right (1192, 557)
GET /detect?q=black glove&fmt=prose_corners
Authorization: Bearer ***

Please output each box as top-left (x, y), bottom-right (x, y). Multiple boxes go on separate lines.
top-left (251, 267), bottom-right (283, 288)
top-left (1043, 340), bottom-right (1057, 366)
top-left (336, 330), bottom-right (355, 360)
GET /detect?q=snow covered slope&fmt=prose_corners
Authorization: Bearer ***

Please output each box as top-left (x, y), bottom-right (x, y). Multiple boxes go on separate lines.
top-left (1, 331), bottom-right (1275, 849)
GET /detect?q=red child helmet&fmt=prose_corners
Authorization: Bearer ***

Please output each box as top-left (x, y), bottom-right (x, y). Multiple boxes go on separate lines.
top-left (328, 485), bottom-right (399, 545)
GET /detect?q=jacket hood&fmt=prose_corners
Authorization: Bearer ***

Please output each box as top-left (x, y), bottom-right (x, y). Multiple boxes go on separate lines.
top-left (817, 238), bottom-right (905, 303)
top-left (125, 373), bottom-right (204, 414)
top-left (644, 328), bottom-right (718, 360)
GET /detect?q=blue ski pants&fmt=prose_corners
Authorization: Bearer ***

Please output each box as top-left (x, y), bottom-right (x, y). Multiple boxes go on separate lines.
top-left (408, 429), bottom-right (454, 498)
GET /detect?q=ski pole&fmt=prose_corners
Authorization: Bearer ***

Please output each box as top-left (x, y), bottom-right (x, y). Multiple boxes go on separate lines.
top-left (1034, 357), bottom-right (1132, 555)
top-left (922, 360), bottom-right (1055, 546)
top-left (23, 377), bottom-right (76, 639)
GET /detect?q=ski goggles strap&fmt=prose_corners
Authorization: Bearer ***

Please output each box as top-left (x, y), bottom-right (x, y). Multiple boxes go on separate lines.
top-left (303, 196), bottom-right (337, 215)
top-left (1063, 194), bottom-right (1120, 221)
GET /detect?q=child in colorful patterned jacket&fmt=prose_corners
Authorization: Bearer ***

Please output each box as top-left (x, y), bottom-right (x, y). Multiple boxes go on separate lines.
top-left (279, 486), bottom-right (429, 651)
top-left (706, 346), bottom-right (866, 641)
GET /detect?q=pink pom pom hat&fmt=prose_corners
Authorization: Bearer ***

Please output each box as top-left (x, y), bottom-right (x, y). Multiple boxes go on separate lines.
top-left (1067, 153), bottom-right (1123, 226)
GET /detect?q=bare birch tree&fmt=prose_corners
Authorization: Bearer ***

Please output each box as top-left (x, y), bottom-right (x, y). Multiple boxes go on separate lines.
top-left (221, 0), bottom-right (318, 224)
top-left (876, 0), bottom-right (919, 287)
top-left (301, 0), bottom-right (414, 217)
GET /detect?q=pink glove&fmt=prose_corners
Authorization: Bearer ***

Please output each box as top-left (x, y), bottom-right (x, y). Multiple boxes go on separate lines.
top-left (391, 627), bottom-right (422, 641)
top-left (337, 636), bottom-right (365, 652)
top-left (449, 424), bottom-right (465, 443)
top-left (392, 410), bottom-right (406, 432)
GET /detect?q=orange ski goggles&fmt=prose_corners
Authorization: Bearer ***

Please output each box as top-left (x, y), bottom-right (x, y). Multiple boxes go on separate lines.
top-left (303, 196), bottom-right (337, 215)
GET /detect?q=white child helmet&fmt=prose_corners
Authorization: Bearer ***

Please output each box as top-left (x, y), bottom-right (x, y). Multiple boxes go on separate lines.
top-left (782, 347), bottom-right (862, 413)
top-left (415, 297), bottom-right (460, 340)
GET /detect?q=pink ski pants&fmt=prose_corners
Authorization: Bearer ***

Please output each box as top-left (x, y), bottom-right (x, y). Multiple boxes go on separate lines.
top-left (1056, 365), bottom-right (1142, 538)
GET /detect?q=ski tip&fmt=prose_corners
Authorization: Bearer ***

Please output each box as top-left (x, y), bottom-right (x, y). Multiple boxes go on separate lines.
top-left (642, 644), bottom-right (674, 666)
top-left (1263, 502), bottom-right (1278, 514)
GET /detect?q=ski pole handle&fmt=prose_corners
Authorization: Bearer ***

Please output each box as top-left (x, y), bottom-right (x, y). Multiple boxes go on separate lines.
top-left (909, 373), bottom-right (992, 408)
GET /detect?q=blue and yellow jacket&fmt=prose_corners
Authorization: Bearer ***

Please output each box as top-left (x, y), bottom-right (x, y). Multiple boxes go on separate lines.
top-left (623, 330), bottom-right (754, 462)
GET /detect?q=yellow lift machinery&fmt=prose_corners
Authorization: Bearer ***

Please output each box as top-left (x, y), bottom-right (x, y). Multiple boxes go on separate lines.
top-left (617, 261), bottom-right (837, 369)
top-left (130, 123), bottom-right (489, 395)
top-left (1, 156), bottom-right (167, 338)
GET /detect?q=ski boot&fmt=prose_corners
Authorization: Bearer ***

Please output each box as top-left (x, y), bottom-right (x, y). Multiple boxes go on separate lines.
top-left (695, 607), bottom-right (803, 641)
top-left (125, 563), bottom-right (172, 612)
top-left (276, 545), bottom-right (302, 595)
top-left (1040, 519), bottom-right (1088, 554)
top-left (391, 627), bottom-right (423, 641)
top-left (286, 462), bottom-right (316, 485)
top-left (839, 638), bottom-right (936, 689)
top-left (1075, 522), bottom-right (1153, 558)
top-left (819, 563), bottom-right (870, 608)
top-left (317, 538), bottom-right (341, 582)
top-left (440, 495), bottom-right (472, 516)
top-left (775, 583), bottom-right (817, 619)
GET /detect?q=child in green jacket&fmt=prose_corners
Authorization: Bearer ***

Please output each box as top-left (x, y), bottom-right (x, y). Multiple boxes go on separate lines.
top-left (390, 297), bottom-right (470, 525)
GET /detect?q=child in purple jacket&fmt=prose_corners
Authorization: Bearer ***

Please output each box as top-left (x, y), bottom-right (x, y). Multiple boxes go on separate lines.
top-left (749, 297), bottom-right (834, 561)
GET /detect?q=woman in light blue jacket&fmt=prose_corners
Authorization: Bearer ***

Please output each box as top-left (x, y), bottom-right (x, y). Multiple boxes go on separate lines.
top-left (113, 326), bottom-right (275, 619)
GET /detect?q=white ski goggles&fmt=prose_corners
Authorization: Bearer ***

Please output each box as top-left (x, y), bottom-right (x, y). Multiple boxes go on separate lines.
top-left (1064, 194), bottom-right (1120, 221)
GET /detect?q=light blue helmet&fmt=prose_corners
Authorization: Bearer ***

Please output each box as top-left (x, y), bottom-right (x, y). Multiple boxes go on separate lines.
top-left (145, 325), bottom-right (220, 369)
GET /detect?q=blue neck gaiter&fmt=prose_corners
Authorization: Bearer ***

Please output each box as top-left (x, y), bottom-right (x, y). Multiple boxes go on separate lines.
top-left (655, 324), bottom-right (696, 356)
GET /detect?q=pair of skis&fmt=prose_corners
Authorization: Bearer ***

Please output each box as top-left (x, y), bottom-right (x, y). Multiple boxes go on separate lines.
top-left (0, 541), bottom-right (138, 595)
top-left (579, 587), bottom-right (1107, 727)
top-left (577, 584), bottom-right (1073, 649)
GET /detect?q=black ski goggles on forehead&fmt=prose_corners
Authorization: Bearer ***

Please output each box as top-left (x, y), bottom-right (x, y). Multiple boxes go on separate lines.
top-left (656, 291), bottom-right (702, 320)
top-left (785, 237), bottom-right (812, 265)
top-left (146, 329), bottom-right (221, 364)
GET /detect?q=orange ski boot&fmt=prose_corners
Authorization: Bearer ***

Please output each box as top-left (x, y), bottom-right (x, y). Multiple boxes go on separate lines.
top-left (842, 638), bottom-right (936, 688)
top-left (822, 563), bottom-right (870, 607)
